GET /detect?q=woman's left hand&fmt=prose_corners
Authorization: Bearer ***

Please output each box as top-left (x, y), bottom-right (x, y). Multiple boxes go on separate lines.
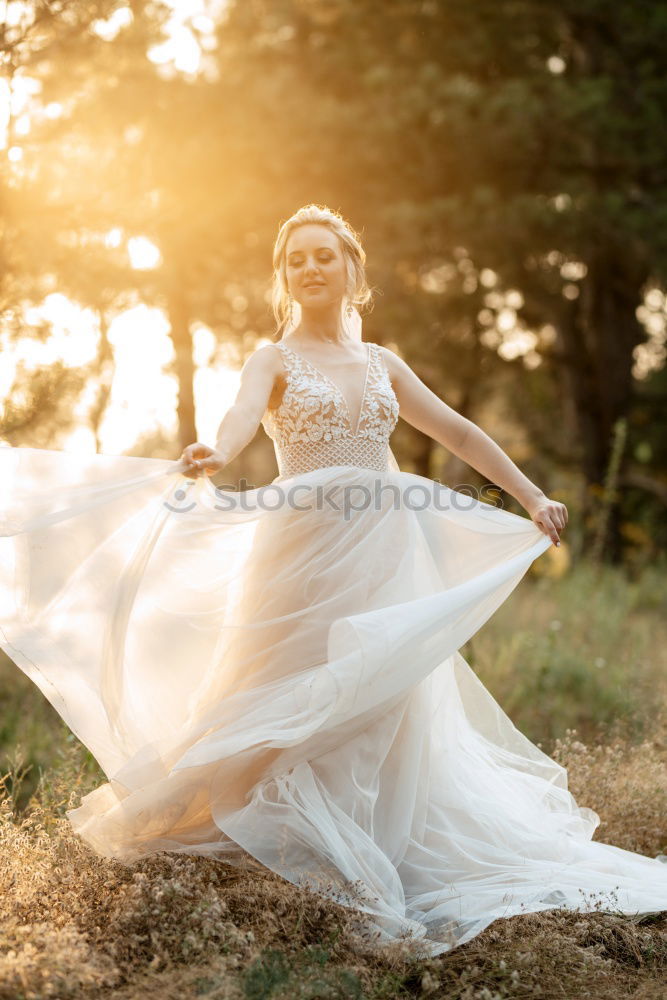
top-left (525, 495), bottom-right (568, 547)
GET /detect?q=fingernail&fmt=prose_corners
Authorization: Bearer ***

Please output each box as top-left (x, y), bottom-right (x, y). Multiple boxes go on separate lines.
top-left (556, 541), bottom-right (560, 547)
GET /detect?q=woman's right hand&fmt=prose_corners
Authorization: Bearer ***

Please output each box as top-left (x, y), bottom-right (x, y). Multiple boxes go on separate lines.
top-left (178, 442), bottom-right (226, 478)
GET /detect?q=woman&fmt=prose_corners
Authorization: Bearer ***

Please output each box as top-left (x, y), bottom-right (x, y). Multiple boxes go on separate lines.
top-left (1, 204), bottom-right (666, 959)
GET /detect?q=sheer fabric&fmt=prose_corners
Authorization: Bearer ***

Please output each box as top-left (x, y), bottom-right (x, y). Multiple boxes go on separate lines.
top-left (1, 341), bottom-right (666, 958)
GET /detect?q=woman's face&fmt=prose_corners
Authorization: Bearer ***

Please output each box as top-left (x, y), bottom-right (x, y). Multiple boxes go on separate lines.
top-left (285, 224), bottom-right (347, 312)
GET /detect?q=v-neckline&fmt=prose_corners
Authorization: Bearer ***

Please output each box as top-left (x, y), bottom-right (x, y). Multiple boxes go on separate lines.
top-left (280, 341), bottom-right (372, 436)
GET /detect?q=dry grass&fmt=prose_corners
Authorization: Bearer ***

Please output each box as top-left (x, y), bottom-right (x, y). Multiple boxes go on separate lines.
top-left (550, 714), bottom-right (667, 858)
top-left (1, 728), bottom-right (666, 1000)
top-left (2, 558), bottom-right (667, 997)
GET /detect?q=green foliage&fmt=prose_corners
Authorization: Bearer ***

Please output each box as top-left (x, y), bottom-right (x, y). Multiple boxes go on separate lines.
top-left (469, 557), bottom-right (667, 747)
top-left (242, 945), bottom-right (363, 1000)
top-left (2, 0), bottom-right (666, 552)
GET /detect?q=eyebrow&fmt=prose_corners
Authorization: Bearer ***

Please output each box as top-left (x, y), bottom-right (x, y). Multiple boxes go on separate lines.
top-left (287, 246), bottom-right (335, 257)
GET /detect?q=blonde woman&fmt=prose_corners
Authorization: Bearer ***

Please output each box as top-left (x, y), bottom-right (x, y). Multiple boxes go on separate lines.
top-left (1, 204), bottom-right (666, 960)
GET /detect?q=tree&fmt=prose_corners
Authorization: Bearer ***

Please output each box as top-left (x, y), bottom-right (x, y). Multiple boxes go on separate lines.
top-left (3, 0), bottom-right (666, 562)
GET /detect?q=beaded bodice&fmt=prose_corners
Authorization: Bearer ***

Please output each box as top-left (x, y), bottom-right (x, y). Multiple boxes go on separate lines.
top-left (261, 341), bottom-right (400, 477)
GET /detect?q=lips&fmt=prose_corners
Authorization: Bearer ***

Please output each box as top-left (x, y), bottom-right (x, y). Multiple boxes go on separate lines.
top-left (304, 283), bottom-right (325, 288)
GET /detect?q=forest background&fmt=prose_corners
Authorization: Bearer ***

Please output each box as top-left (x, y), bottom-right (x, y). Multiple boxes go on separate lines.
top-left (3, 0), bottom-right (667, 568)
top-left (1, 4), bottom-right (667, 995)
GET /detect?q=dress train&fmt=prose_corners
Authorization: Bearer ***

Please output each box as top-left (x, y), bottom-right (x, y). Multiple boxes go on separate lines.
top-left (1, 444), bottom-right (666, 957)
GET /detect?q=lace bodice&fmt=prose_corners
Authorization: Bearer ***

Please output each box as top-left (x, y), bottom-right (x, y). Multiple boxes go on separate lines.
top-left (261, 341), bottom-right (400, 477)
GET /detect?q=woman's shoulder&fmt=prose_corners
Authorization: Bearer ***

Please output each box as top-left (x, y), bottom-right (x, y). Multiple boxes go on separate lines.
top-left (238, 344), bottom-right (287, 405)
top-left (247, 341), bottom-right (286, 371)
top-left (244, 344), bottom-right (287, 413)
top-left (253, 340), bottom-right (284, 355)
top-left (374, 343), bottom-right (404, 376)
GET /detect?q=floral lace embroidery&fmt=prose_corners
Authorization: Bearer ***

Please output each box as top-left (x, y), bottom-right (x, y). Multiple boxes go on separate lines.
top-left (262, 342), bottom-right (399, 476)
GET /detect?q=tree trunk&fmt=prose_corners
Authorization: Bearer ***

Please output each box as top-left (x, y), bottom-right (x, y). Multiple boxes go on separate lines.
top-left (90, 307), bottom-right (115, 454)
top-left (559, 247), bottom-right (648, 562)
top-left (167, 287), bottom-right (197, 451)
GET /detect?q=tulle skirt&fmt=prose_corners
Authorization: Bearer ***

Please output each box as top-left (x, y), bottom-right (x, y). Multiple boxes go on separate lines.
top-left (1, 445), bottom-right (666, 958)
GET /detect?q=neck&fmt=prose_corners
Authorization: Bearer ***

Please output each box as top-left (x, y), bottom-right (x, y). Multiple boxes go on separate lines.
top-left (295, 304), bottom-right (349, 344)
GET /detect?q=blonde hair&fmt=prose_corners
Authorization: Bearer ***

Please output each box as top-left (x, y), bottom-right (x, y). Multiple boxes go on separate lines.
top-left (270, 204), bottom-right (374, 340)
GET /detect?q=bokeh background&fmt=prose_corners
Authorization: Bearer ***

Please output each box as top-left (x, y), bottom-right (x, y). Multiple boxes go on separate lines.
top-left (3, 0), bottom-right (667, 567)
top-left (1, 0), bottom-right (666, 792)
top-left (1, 6), bottom-right (667, 995)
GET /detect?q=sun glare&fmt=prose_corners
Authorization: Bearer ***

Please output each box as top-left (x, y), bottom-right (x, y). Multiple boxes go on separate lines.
top-left (2, 1), bottom-right (664, 465)
top-left (128, 237), bottom-right (162, 270)
top-left (147, 0), bottom-right (229, 78)
top-left (94, 305), bottom-right (179, 454)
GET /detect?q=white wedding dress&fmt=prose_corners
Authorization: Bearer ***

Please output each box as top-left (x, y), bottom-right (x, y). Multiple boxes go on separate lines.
top-left (1, 338), bottom-right (666, 958)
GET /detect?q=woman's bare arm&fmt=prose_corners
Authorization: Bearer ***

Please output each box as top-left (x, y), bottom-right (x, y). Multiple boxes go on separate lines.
top-left (380, 346), bottom-right (567, 545)
top-left (179, 345), bottom-right (279, 476)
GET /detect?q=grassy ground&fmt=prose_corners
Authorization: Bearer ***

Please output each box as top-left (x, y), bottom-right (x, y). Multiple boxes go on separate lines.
top-left (1, 555), bottom-right (666, 999)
